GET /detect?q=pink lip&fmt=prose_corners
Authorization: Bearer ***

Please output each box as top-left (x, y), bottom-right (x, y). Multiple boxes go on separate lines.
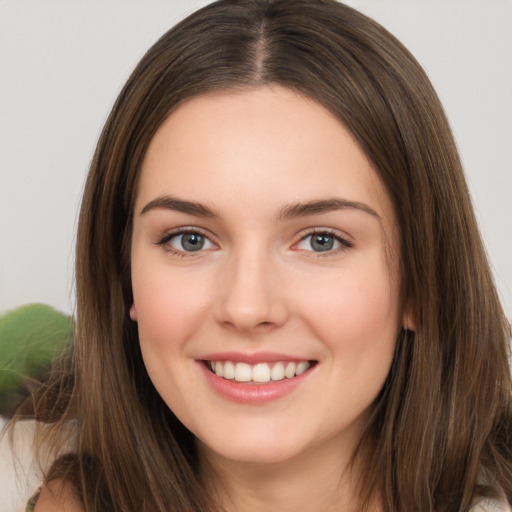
top-left (197, 359), bottom-right (315, 405)
top-left (200, 351), bottom-right (310, 364)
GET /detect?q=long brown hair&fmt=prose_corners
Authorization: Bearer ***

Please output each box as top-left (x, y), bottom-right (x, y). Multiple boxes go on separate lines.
top-left (12, 0), bottom-right (512, 510)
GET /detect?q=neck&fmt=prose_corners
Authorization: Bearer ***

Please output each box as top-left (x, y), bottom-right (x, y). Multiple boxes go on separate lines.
top-left (199, 437), bottom-right (379, 512)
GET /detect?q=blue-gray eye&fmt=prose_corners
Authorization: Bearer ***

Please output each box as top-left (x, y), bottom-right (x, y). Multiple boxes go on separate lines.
top-left (169, 232), bottom-right (213, 252)
top-left (311, 234), bottom-right (335, 251)
top-left (297, 232), bottom-right (347, 252)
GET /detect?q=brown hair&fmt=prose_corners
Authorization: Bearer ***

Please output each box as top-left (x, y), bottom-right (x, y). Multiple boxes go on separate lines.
top-left (12, 0), bottom-right (512, 510)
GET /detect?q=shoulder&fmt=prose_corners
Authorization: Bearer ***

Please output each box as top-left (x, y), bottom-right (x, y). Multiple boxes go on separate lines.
top-left (470, 497), bottom-right (511, 512)
top-left (32, 480), bottom-right (83, 512)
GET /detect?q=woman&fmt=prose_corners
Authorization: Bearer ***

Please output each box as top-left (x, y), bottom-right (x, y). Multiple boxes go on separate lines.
top-left (12, 0), bottom-right (512, 510)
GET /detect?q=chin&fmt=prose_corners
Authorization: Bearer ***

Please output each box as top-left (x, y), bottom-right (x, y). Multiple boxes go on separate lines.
top-left (196, 430), bottom-right (308, 467)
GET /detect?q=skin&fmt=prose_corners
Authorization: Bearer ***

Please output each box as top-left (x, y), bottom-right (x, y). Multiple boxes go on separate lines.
top-left (128, 85), bottom-right (404, 511)
top-left (34, 480), bottom-right (81, 512)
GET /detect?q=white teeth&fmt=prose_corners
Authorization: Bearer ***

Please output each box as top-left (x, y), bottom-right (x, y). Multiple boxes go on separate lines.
top-left (210, 360), bottom-right (311, 382)
top-left (223, 361), bottom-right (235, 380)
top-left (296, 361), bottom-right (309, 375)
top-left (270, 362), bottom-right (285, 381)
top-left (234, 362), bottom-right (252, 382)
top-left (284, 362), bottom-right (296, 379)
top-left (252, 363), bottom-right (271, 383)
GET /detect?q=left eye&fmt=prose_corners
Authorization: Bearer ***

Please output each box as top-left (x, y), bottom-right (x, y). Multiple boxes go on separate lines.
top-left (297, 232), bottom-right (348, 252)
top-left (167, 232), bottom-right (214, 252)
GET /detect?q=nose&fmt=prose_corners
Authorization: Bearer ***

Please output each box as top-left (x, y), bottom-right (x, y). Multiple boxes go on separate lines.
top-left (214, 247), bottom-right (289, 333)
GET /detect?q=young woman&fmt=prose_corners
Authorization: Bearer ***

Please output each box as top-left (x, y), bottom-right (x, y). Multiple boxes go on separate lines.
top-left (12, 0), bottom-right (512, 510)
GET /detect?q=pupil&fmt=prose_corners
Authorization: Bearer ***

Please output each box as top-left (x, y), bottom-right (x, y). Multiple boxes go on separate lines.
top-left (311, 234), bottom-right (334, 252)
top-left (182, 233), bottom-right (204, 251)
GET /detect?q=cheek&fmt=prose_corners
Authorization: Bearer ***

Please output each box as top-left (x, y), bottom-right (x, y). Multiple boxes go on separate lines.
top-left (131, 267), bottom-right (215, 411)
top-left (296, 261), bottom-right (401, 353)
top-left (131, 266), bottom-right (213, 351)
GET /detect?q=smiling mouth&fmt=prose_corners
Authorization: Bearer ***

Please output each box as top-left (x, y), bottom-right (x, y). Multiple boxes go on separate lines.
top-left (204, 360), bottom-right (316, 384)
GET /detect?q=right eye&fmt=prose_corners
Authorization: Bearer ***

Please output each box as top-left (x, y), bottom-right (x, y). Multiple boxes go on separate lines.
top-left (158, 230), bottom-right (215, 253)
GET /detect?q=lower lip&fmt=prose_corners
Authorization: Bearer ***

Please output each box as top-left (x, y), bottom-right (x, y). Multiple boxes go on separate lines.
top-left (198, 362), bottom-right (314, 404)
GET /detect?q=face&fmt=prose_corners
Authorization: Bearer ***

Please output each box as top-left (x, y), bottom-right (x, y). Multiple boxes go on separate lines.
top-left (130, 86), bottom-right (404, 468)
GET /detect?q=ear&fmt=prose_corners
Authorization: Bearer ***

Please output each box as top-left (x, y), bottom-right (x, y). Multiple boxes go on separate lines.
top-left (402, 307), bottom-right (415, 332)
top-left (129, 304), bottom-right (138, 322)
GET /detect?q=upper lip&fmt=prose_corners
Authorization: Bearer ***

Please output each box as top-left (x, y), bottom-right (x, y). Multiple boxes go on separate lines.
top-left (199, 351), bottom-right (313, 364)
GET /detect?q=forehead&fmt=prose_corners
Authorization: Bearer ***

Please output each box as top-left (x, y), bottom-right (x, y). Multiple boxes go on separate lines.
top-left (136, 85), bottom-right (395, 230)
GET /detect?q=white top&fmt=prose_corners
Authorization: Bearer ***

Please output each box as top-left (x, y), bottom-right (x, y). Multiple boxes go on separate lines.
top-left (0, 418), bottom-right (42, 512)
top-left (472, 497), bottom-right (511, 512)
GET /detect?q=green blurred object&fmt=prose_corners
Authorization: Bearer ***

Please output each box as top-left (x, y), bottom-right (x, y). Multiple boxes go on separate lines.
top-left (0, 303), bottom-right (73, 416)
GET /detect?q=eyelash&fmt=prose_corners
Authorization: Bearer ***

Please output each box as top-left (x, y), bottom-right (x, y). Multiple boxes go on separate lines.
top-left (155, 227), bottom-right (353, 257)
top-left (295, 228), bottom-right (353, 256)
top-left (155, 228), bottom-right (215, 257)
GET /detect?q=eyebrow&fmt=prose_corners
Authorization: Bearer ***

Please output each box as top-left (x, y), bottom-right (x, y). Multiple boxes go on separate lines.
top-left (140, 196), bottom-right (220, 218)
top-left (277, 198), bottom-right (380, 221)
top-left (140, 195), bottom-right (380, 221)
